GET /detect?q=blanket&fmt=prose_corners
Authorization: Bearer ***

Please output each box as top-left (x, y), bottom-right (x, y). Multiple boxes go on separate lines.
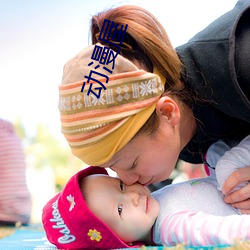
top-left (0, 225), bottom-right (248, 250)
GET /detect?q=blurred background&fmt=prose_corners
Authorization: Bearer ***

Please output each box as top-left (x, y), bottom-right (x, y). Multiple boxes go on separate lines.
top-left (0, 0), bottom-right (238, 224)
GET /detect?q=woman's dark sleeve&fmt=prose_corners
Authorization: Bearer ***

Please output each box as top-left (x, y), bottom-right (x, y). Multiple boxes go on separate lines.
top-left (176, 0), bottom-right (250, 123)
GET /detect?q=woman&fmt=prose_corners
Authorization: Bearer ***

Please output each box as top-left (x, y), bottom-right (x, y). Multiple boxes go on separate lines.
top-left (59, 1), bottom-right (250, 211)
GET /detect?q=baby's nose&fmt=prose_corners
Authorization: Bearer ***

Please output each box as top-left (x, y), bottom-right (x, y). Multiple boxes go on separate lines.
top-left (126, 191), bottom-right (140, 206)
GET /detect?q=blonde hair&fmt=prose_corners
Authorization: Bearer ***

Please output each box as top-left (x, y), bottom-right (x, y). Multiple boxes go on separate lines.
top-left (91, 5), bottom-right (192, 135)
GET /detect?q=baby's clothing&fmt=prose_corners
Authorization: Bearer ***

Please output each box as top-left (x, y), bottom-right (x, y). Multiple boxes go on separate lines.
top-left (152, 135), bottom-right (250, 246)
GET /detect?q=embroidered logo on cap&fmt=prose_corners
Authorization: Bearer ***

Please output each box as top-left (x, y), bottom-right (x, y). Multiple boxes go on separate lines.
top-left (88, 229), bottom-right (102, 242)
top-left (67, 194), bottom-right (76, 211)
top-left (50, 200), bottom-right (76, 244)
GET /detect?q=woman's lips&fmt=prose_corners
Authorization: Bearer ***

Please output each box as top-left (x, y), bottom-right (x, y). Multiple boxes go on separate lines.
top-left (143, 177), bottom-right (154, 186)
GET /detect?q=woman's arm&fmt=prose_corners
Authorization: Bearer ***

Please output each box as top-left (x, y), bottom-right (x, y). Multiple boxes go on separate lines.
top-left (206, 135), bottom-right (250, 212)
top-left (223, 166), bottom-right (250, 213)
top-left (215, 135), bottom-right (250, 192)
top-left (215, 135), bottom-right (250, 212)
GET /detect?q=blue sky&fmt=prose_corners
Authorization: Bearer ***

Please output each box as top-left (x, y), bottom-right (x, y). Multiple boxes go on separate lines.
top-left (0, 0), bottom-right (238, 140)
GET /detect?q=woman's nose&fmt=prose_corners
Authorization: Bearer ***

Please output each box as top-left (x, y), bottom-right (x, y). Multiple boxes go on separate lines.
top-left (112, 168), bottom-right (139, 185)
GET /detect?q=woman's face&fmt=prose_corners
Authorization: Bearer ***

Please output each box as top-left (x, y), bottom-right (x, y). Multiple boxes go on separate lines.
top-left (100, 118), bottom-right (182, 186)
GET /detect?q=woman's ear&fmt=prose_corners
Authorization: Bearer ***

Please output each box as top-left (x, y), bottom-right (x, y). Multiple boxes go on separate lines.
top-left (156, 96), bottom-right (180, 126)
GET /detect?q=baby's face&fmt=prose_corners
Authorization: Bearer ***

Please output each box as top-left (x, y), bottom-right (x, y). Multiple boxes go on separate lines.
top-left (84, 174), bottom-right (160, 244)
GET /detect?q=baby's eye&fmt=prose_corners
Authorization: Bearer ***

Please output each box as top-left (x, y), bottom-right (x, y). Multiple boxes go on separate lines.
top-left (118, 204), bottom-right (123, 216)
top-left (120, 180), bottom-right (124, 191)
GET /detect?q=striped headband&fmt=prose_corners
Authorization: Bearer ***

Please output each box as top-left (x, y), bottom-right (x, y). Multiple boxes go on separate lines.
top-left (59, 43), bottom-right (165, 165)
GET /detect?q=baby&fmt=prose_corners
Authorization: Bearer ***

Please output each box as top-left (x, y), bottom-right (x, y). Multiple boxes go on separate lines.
top-left (42, 135), bottom-right (250, 249)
